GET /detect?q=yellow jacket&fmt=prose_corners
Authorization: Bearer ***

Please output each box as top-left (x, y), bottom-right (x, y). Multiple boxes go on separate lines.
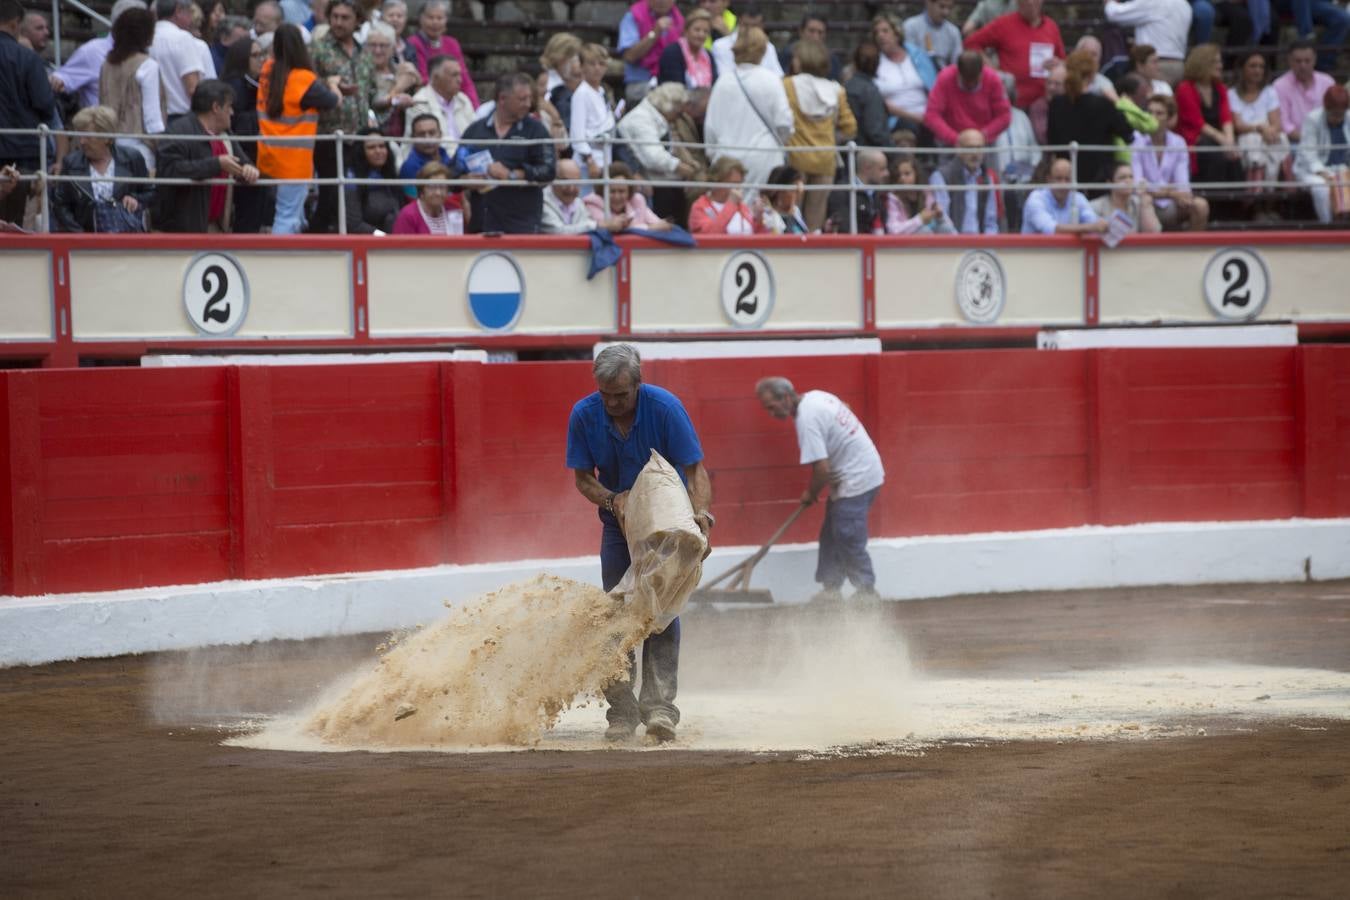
top-left (784, 75), bottom-right (858, 177)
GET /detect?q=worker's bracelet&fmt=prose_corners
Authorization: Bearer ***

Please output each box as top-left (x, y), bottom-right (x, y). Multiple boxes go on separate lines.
top-left (604, 492), bottom-right (616, 515)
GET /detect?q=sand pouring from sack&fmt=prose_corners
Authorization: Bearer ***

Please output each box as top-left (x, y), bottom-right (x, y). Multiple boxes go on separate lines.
top-left (302, 575), bottom-right (655, 749)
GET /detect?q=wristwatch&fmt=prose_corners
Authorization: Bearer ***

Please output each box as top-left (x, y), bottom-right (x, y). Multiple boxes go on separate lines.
top-left (646, 30), bottom-right (657, 41)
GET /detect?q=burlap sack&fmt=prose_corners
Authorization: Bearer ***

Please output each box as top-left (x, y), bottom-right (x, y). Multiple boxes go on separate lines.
top-left (612, 450), bottom-right (708, 632)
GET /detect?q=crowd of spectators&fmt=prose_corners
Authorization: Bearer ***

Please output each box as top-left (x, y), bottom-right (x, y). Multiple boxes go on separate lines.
top-left (1, 0), bottom-right (1348, 234)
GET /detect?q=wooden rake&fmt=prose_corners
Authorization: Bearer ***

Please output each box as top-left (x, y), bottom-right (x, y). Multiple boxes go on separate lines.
top-left (689, 502), bottom-right (809, 604)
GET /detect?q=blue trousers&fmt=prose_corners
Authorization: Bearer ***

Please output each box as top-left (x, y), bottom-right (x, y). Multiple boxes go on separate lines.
top-left (600, 519), bottom-right (680, 728)
top-left (816, 488), bottom-right (880, 591)
top-left (271, 182), bottom-right (308, 235)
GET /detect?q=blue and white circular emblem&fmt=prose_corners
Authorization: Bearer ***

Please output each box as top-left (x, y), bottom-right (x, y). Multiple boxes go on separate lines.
top-left (466, 252), bottom-right (525, 331)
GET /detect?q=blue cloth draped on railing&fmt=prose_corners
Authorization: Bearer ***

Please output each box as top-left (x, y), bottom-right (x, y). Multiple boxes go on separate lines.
top-left (586, 226), bottom-right (697, 280)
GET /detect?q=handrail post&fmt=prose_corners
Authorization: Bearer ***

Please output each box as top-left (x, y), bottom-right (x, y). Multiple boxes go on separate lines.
top-left (846, 140), bottom-right (858, 235)
top-left (52, 0), bottom-right (62, 68)
top-left (600, 133), bottom-right (610, 216)
top-left (335, 130), bottom-right (347, 235)
top-left (38, 123), bottom-right (49, 234)
top-left (1069, 140), bottom-right (1079, 194)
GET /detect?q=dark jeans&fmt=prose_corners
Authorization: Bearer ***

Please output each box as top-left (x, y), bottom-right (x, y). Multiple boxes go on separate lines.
top-left (1189, 0), bottom-right (1253, 46)
top-left (232, 184), bottom-right (274, 234)
top-left (0, 174), bottom-right (31, 226)
top-left (600, 518), bottom-right (680, 729)
top-left (816, 487), bottom-right (880, 591)
top-left (1276, 0), bottom-right (1350, 70)
top-left (308, 136), bottom-right (338, 234)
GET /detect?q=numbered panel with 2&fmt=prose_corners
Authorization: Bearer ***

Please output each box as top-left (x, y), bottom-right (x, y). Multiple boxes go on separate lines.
top-left (1202, 248), bottom-right (1269, 322)
top-left (719, 251), bottom-right (775, 328)
top-left (183, 252), bottom-right (250, 336)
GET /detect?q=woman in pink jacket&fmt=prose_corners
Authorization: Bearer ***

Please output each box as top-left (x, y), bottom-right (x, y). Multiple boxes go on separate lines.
top-left (688, 156), bottom-right (767, 234)
top-left (404, 0), bottom-right (479, 107)
top-left (582, 162), bottom-right (669, 230)
top-left (392, 161), bottom-right (465, 234)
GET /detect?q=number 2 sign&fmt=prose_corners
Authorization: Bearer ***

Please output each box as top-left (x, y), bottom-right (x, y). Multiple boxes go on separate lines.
top-left (183, 252), bottom-right (250, 336)
top-left (1202, 248), bottom-right (1269, 322)
top-left (719, 251), bottom-right (774, 328)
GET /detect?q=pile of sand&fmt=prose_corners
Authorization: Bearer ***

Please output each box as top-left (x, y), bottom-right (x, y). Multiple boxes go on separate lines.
top-left (303, 575), bottom-right (654, 749)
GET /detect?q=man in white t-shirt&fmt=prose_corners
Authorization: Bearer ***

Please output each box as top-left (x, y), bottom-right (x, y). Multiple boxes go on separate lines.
top-left (710, 3), bottom-right (783, 79)
top-left (152, 0), bottom-right (215, 119)
top-left (756, 377), bottom-right (885, 603)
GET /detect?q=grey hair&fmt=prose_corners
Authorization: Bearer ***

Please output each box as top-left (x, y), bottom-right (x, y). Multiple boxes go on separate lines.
top-left (381, 0), bottom-right (407, 10)
top-left (755, 376), bottom-right (795, 399)
top-left (420, 0), bottom-right (450, 16)
top-left (366, 20), bottom-right (396, 41)
top-left (495, 70), bottom-right (534, 99)
top-left (218, 15), bottom-right (250, 43)
top-left (594, 344), bottom-right (642, 384)
top-left (646, 82), bottom-right (688, 116)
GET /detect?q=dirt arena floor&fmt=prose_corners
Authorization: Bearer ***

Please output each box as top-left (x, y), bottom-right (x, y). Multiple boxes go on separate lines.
top-left (3, 580), bottom-right (1349, 898)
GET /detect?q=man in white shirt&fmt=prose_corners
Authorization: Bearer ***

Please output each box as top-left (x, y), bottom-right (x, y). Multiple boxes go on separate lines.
top-left (710, 2), bottom-right (782, 78)
top-left (152, 0), bottom-right (214, 119)
top-left (756, 377), bottom-right (886, 604)
top-left (542, 158), bottom-right (630, 233)
top-left (405, 55), bottom-right (473, 151)
top-left (1104, 0), bottom-right (1191, 85)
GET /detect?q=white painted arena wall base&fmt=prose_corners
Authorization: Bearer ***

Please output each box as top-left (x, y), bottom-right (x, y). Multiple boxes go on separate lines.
top-left (2, 519), bottom-right (1347, 667)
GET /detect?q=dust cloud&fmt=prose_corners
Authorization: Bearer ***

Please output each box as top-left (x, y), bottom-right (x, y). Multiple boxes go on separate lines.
top-left (238, 575), bottom-right (656, 751)
top-left (223, 592), bottom-right (919, 754)
top-left (209, 585), bottom-right (1350, 755)
top-left (677, 601), bottom-right (918, 748)
top-left (148, 634), bottom-right (379, 726)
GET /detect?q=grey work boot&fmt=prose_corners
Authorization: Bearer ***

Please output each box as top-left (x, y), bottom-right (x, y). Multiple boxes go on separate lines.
top-left (605, 721), bottom-right (637, 743)
top-left (852, 586), bottom-right (882, 605)
top-left (645, 711), bottom-right (677, 743)
top-left (809, 586), bottom-right (844, 605)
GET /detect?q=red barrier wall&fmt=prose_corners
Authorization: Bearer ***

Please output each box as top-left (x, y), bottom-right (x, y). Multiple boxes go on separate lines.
top-left (3, 347), bottom-right (1349, 597)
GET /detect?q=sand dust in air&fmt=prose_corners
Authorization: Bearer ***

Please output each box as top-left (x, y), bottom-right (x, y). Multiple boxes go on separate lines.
top-left (302, 575), bottom-right (653, 749)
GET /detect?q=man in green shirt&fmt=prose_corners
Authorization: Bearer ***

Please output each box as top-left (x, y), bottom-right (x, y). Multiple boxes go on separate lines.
top-left (309, 0), bottom-right (375, 232)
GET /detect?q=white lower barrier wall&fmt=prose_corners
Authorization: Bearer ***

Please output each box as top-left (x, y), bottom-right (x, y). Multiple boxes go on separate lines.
top-left (2, 518), bottom-right (1347, 667)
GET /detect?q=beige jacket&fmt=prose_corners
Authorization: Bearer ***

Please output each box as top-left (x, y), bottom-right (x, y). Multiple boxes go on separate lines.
top-left (784, 75), bottom-right (857, 177)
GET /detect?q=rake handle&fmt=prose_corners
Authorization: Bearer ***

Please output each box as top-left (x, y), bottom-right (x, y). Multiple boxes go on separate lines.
top-left (700, 502), bottom-right (810, 591)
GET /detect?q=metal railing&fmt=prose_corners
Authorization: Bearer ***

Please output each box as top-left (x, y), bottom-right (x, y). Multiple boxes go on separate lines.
top-left (50, 0), bottom-right (111, 69)
top-left (1, 125), bottom-right (1342, 235)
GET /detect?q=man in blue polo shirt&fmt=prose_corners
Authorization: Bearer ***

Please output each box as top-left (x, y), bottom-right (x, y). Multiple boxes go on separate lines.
top-left (566, 343), bottom-right (713, 744)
